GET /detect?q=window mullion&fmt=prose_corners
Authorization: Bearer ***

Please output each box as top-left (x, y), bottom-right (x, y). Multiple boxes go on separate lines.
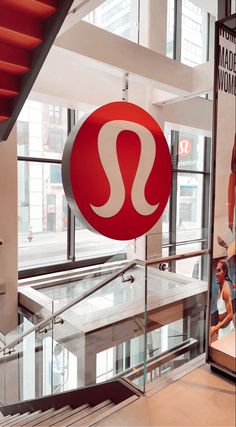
top-left (174, 0), bottom-right (182, 60)
top-left (169, 130), bottom-right (179, 272)
top-left (67, 109), bottom-right (76, 262)
top-left (201, 136), bottom-right (211, 279)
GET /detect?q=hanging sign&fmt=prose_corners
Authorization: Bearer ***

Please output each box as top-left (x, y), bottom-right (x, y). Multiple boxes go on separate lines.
top-left (62, 101), bottom-right (172, 240)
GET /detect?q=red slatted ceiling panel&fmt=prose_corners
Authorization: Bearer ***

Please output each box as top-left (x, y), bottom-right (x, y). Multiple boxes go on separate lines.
top-left (0, 0), bottom-right (58, 122)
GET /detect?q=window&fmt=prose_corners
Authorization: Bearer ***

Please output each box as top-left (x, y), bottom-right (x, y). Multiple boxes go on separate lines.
top-left (83, 0), bottom-right (139, 43)
top-left (49, 105), bottom-right (61, 125)
top-left (181, 0), bottom-right (208, 66)
top-left (18, 162), bottom-right (29, 233)
top-left (164, 124), bottom-right (211, 278)
top-left (179, 185), bottom-right (197, 197)
top-left (17, 101), bottom-right (129, 275)
top-left (47, 131), bottom-right (63, 153)
top-left (166, 0), bottom-right (175, 58)
top-left (50, 165), bottom-right (61, 184)
top-left (47, 194), bottom-right (56, 232)
top-left (167, 0), bottom-right (210, 67)
top-left (17, 121), bottom-right (29, 155)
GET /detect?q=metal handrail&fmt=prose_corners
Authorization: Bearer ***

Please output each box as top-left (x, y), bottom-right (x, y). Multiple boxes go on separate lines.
top-left (0, 260), bottom-right (136, 355)
top-left (144, 249), bottom-right (209, 266)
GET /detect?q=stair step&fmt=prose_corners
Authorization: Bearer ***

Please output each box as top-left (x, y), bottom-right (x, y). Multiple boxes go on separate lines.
top-left (8, 410), bottom-right (42, 427)
top-left (0, 72), bottom-right (20, 97)
top-left (0, 412), bottom-right (21, 426)
top-left (28, 405), bottom-right (71, 427)
top-left (0, 415), bottom-right (11, 422)
top-left (15, 408), bottom-right (55, 427)
top-left (0, 98), bottom-right (11, 122)
top-left (78, 395), bottom-right (139, 427)
top-left (0, 42), bottom-right (30, 75)
top-left (38, 404), bottom-right (90, 427)
top-left (70, 401), bottom-right (115, 426)
top-left (0, 5), bottom-right (44, 49)
top-left (1, 0), bottom-right (57, 18)
top-left (53, 401), bottom-right (113, 427)
top-left (0, 413), bottom-right (31, 426)
top-left (2, 410), bottom-right (41, 426)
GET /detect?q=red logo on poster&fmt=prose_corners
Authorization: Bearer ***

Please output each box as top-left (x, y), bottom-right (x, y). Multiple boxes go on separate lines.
top-left (178, 139), bottom-right (192, 157)
top-left (62, 102), bottom-right (172, 240)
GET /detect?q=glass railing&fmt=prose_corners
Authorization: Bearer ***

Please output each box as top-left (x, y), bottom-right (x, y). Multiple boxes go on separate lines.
top-left (0, 231), bottom-right (209, 405)
top-left (35, 245), bottom-right (132, 311)
top-left (0, 302), bottom-right (53, 349)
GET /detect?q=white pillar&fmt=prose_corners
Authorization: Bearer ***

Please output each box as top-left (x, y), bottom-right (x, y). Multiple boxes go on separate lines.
top-left (0, 125), bottom-right (18, 334)
top-left (139, 0), bottom-right (168, 55)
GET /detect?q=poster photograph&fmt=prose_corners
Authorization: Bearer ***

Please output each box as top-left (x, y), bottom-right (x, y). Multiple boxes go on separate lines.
top-left (209, 23), bottom-right (236, 375)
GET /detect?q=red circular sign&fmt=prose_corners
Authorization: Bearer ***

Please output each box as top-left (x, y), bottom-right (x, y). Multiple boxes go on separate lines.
top-left (62, 102), bottom-right (172, 240)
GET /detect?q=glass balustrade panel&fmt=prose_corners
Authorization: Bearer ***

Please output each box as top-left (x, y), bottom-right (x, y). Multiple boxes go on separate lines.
top-left (61, 263), bottom-right (147, 392)
top-left (1, 302), bottom-right (53, 348)
top-left (38, 245), bottom-right (132, 311)
top-left (143, 258), bottom-right (207, 388)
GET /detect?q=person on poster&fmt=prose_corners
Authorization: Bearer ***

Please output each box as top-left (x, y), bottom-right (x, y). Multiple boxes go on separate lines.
top-left (227, 133), bottom-right (236, 234)
top-left (210, 259), bottom-right (235, 340)
top-left (217, 133), bottom-right (236, 258)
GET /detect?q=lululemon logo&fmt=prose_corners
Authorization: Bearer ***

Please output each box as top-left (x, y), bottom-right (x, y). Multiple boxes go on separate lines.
top-left (179, 139), bottom-right (192, 157)
top-left (62, 102), bottom-right (172, 240)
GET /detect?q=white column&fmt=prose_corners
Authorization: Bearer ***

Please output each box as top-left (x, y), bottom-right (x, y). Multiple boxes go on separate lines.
top-left (139, 0), bottom-right (168, 55)
top-left (0, 125), bottom-right (18, 333)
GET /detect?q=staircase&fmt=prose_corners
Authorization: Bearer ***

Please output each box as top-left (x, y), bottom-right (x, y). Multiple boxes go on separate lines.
top-left (0, 0), bottom-right (73, 142)
top-left (0, 398), bottom-right (139, 426)
top-left (0, 380), bottom-right (140, 426)
top-left (0, 400), bottom-right (117, 426)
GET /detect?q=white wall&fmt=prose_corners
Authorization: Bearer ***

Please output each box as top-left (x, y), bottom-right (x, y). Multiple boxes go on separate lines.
top-left (0, 126), bottom-right (18, 334)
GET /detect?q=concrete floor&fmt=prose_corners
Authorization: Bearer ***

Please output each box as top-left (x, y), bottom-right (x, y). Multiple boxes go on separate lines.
top-left (94, 364), bottom-right (236, 426)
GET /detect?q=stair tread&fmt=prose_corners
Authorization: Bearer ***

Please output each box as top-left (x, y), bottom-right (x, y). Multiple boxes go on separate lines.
top-left (75, 396), bottom-right (139, 427)
top-left (0, 6), bottom-right (44, 49)
top-left (53, 401), bottom-right (113, 427)
top-left (0, 72), bottom-right (20, 97)
top-left (0, 42), bottom-right (30, 75)
top-left (28, 405), bottom-right (71, 427)
top-left (70, 403), bottom-right (115, 426)
top-left (37, 404), bottom-right (90, 427)
top-left (2, 410), bottom-right (41, 426)
top-left (9, 410), bottom-right (42, 427)
top-left (0, 412), bottom-right (21, 426)
top-left (1, 412), bottom-right (30, 426)
top-left (0, 97), bottom-right (11, 120)
top-left (11, 408), bottom-right (54, 427)
top-left (19, 408), bottom-right (55, 427)
top-left (0, 415), bottom-right (11, 422)
top-left (1, 0), bottom-right (57, 18)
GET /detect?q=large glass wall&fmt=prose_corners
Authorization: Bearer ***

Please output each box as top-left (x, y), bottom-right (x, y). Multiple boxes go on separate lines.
top-left (181, 0), bottom-right (208, 67)
top-left (83, 0), bottom-right (139, 42)
top-left (166, 0), bottom-right (211, 67)
top-left (163, 124), bottom-right (211, 279)
top-left (83, 0), bottom-right (211, 68)
top-left (166, 0), bottom-right (175, 58)
top-left (17, 101), bottom-right (128, 274)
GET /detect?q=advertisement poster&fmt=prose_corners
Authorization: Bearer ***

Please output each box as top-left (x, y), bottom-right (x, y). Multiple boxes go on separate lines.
top-left (210, 24), bottom-right (236, 374)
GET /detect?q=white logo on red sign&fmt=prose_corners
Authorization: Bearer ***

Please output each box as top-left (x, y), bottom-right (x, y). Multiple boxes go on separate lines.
top-left (62, 102), bottom-right (172, 240)
top-left (178, 139), bottom-right (192, 157)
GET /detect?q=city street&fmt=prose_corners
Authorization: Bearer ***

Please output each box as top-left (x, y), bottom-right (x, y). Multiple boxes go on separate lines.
top-left (18, 229), bottom-right (129, 269)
